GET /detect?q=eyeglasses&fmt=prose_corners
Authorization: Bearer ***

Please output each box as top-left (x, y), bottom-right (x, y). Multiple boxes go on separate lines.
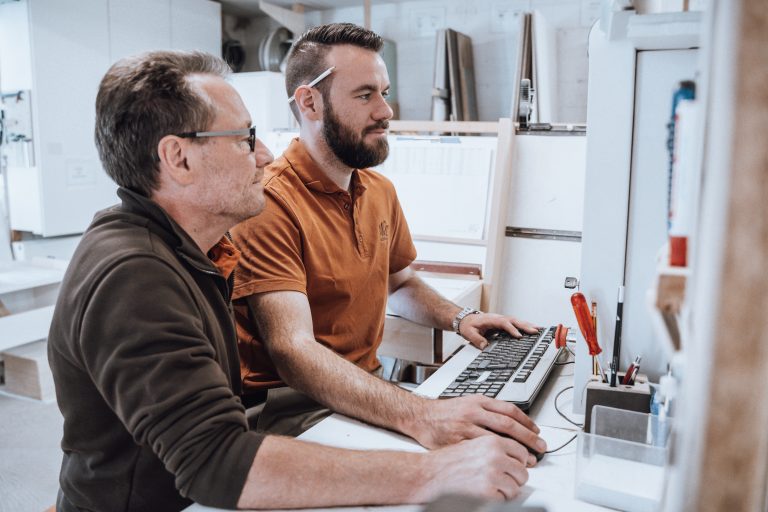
top-left (177, 126), bottom-right (256, 152)
top-left (288, 66), bottom-right (335, 104)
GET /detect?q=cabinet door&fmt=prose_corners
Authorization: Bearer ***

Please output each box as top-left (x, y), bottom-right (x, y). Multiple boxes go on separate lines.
top-left (506, 134), bottom-right (586, 232)
top-left (499, 133), bottom-right (586, 325)
top-left (109, 0), bottom-right (171, 61)
top-left (28, 0), bottom-right (115, 237)
top-left (498, 237), bottom-right (582, 326)
top-left (0, 1), bottom-right (33, 92)
top-left (170, 0), bottom-right (221, 56)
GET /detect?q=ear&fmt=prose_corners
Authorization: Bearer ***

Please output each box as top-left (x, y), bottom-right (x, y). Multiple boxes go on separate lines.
top-left (294, 86), bottom-right (324, 122)
top-left (156, 135), bottom-right (195, 186)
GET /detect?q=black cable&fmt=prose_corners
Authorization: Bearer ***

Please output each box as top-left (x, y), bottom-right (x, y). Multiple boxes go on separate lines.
top-left (555, 361), bottom-right (574, 366)
top-left (545, 433), bottom-right (578, 454)
top-left (554, 386), bottom-right (583, 428)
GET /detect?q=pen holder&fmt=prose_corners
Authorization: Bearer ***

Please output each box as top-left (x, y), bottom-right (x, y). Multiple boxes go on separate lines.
top-left (583, 374), bottom-right (651, 433)
top-left (575, 405), bottom-right (671, 512)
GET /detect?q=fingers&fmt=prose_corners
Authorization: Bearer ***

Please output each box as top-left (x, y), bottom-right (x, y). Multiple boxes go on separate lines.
top-left (467, 398), bottom-right (547, 455)
top-left (513, 318), bottom-right (540, 334)
top-left (462, 313), bottom-right (540, 340)
top-left (500, 448), bottom-right (530, 488)
top-left (496, 468), bottom-right (527, 500)
top-left (486, 438), bottom-right (530, 493)
top-left (481, 397), bottom-right (540, 433)
top-left (428, 436), bottom-right (529, 502)
top-left (501, 321), bottom-right (522, 338)
top-left (465, 332), bottom-right (489, 349)
top-left (468, 437), bottom-right (529, 495)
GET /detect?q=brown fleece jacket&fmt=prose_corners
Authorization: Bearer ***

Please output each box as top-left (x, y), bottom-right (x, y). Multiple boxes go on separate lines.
top-left (48, 188), bottom-right (264, 512)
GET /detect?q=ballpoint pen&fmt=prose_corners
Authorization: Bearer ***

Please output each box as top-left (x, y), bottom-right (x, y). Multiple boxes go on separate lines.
top-left (287, 66), bottom-right (336, 104)
top-left (589, 301), bottom-right (597, 375)
top-left (610, 286), bottom-right (625, 388)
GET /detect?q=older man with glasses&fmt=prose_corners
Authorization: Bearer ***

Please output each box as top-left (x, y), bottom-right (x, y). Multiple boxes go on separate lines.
top-left (48, 49), bottom-right (533, 512)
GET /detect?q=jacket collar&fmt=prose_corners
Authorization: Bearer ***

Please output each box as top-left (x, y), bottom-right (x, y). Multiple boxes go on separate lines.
top-left (115, 187), bottom-right (223, 276)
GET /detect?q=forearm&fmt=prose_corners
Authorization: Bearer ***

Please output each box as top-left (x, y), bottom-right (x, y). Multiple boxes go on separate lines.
top-left (238, 433), bottom-right (534, 508)
top-left (237, 435), bottom-right (430, 509)
top-left (270, 336), bottom-right (424, 435)
top-left (387, 275), bottom-right (462, 331)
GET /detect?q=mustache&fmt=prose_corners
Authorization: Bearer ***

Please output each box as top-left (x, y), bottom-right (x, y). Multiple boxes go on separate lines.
top-left (364, 120), bottom-right (389, 133)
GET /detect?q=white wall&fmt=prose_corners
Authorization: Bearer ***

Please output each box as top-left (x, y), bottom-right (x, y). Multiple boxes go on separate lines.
top-left (306, 0), bottom-right (598, 122)
top-left (224, 0), bottom-right (597, 122)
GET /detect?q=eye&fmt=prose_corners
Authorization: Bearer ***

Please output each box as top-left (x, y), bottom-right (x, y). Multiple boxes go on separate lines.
top-left (358, 93), bottom-right (371, 101)
top-left (382, 90), bottom-right (391, 99)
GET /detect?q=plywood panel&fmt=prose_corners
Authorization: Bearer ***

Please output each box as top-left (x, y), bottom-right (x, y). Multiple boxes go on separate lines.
top-left (692, 2), bottom-right (768, 510)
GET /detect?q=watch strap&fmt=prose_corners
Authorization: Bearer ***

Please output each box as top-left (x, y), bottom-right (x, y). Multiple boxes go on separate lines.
top-left (452, 306), bottom-right (480, 333)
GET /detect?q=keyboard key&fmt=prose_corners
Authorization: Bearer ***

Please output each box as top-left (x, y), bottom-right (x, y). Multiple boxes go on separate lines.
top-left (439, 325), bottom-right (561, 402)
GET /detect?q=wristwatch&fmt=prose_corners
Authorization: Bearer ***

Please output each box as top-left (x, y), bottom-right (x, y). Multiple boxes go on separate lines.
top-left (452, 306), bottom-right (480, 334)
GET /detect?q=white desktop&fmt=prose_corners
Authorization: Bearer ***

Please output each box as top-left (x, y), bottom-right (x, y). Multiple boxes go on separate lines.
top-left (188, 339), bottom-right (636, 512)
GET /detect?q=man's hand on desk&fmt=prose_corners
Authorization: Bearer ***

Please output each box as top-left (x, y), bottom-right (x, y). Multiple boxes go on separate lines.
top-left (417, 435), bottom-right (530, 502)
top-left (458, 312), bottom-right (539, 350)
top-left (402, 394), bottom-right (547, 467)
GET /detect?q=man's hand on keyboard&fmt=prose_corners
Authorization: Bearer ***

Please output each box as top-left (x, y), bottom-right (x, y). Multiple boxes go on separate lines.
top-left (405, 394), bottom-right (547, 466)
top-left (414, 435), bottom-right (530, 502)
top-left (458, 313), bottom-right (540, 349)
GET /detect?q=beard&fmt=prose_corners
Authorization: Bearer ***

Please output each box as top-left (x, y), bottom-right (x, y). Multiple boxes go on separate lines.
top-left (322, 100), bottom-right (389, 169)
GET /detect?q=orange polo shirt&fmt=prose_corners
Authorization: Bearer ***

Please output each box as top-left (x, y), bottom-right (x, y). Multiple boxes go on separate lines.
top-left (231, 138), bottom-right (417, 392)
top-left (209, 236), bottom-right (240, 278)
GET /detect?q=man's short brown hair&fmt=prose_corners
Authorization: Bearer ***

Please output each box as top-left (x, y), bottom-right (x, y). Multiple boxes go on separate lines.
top-left (94, 51), bottom-right (230, 196)
top-left (285, 23), bottom-right (383, 120)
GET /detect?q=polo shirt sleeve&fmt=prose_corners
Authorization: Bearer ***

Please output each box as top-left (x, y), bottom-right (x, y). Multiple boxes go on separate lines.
top-left (388, 186), bottom-right (418, 274)
top-left (231, 191), bottom-right (307, 300)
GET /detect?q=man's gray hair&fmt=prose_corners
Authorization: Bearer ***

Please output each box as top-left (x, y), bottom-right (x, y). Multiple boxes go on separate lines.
top-left (95, 50), bottom-right (231, 196)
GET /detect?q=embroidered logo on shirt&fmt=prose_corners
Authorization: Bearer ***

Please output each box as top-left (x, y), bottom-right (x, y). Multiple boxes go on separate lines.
top-left (379, 221), bottom-right (389, 242)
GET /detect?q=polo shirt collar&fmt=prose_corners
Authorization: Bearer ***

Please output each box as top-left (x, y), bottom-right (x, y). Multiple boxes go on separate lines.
top-left (284, 138), bottom-right (368, 196)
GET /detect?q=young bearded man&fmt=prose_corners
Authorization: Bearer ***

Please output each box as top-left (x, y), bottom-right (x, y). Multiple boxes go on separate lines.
top-left (231, 23), bottom-right (547, 461)
top-left (48, 50), bottom-right (532, 512)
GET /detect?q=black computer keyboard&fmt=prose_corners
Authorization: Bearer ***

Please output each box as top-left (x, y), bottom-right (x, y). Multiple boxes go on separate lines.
top-left (438, 326), bottom-right (561, 410)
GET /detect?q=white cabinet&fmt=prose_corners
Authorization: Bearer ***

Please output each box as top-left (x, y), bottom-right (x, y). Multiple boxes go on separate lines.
top-left (0, 0), bottom-right (221, 238)
top-left (108, 0), bottom-right (222, 60)
top-left (0, 1), bottom-right (32, 92)
top-left (0, 260), bottom-right (65, 353)
top-left (170, 0), bottom-right (222, 56)
top-left (22, 0), bottom-right (113, 238)
top-left (497, 132), bottom-right (586, 327)
top-left (109, 0), bottom-right (173, 58)
top-left (573, 11), bottom-right (701, 413)
top-left (229, 71), bottom-right (296, 134)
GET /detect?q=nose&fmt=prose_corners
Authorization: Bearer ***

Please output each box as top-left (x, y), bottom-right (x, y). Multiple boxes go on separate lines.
top-left (372, 94), bottom-right (393, 122)
top-left (254, 138), bottom-right (274, 168)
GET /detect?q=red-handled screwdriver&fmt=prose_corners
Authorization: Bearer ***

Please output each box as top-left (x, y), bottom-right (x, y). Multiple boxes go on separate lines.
top-left (571, 292), bottom-right (606, 381)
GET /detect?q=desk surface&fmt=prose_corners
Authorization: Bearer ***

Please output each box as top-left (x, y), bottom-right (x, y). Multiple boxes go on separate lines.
top-left (188, 342), bottom-right (616, 512)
